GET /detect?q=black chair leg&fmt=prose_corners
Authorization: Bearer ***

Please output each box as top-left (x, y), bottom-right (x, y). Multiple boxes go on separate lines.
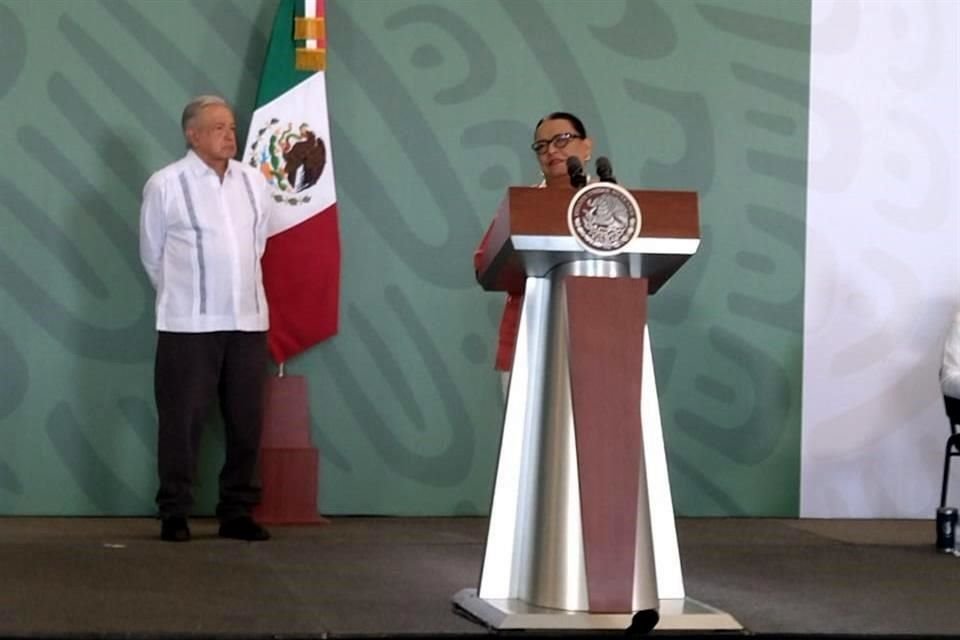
top-left (942, 445), bottom-right (953, 509)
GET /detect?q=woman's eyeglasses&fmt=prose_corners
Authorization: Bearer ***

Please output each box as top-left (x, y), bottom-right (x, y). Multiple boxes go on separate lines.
top-left (531, 132), bottom-right (583, 155)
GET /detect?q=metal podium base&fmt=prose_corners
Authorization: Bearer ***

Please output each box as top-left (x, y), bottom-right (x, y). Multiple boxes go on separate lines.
top-left (453, 588), bottom-right (742, 631)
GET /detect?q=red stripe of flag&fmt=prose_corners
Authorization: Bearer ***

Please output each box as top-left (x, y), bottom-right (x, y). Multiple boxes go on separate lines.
top-left (262, 203), bottom-right (340, 363)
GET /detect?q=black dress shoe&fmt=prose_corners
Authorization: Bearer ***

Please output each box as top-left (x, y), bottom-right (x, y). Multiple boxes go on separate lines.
top-left (218, 516), bottom-right (270, 541)
top-left (160, 516), bottom-right (191, 542)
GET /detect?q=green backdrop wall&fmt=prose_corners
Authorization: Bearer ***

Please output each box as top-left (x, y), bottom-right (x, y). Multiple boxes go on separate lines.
top-left (0, 0), bottom-right (809, 516)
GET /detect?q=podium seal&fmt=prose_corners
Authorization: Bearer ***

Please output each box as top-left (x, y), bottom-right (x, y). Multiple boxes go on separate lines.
top-left (567, 183), bottom-right (642, 256)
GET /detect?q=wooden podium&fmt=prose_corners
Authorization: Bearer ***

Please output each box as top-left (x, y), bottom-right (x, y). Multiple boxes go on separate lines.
top-left (453, 186), bottom-right (741, 632)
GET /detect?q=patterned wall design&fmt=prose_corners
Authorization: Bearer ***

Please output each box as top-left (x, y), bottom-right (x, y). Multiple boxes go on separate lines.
top-left (0, 0), bottom-right (810, 516)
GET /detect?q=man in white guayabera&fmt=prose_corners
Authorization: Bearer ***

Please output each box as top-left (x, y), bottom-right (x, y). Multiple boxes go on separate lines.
top-left (139, 95), bottom-right (271, 543)
top-left (943, 309), bottom-right (960, 401)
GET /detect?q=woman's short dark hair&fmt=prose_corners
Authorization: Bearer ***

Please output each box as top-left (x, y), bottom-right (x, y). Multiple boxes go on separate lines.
top-left (535, 112), bottom-right (587, 138)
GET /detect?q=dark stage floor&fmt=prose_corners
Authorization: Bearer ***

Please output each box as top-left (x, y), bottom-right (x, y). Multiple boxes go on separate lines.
top-left (0, 517), bottom-right (955, 639)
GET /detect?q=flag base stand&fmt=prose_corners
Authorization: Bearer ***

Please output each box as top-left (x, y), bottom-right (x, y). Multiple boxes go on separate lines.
top-left (255, 374), bottom-right (326, 525)
top-left (255, 448), bottom-right (327, 524)
top-left (452, 589), bottom-right (742, 631)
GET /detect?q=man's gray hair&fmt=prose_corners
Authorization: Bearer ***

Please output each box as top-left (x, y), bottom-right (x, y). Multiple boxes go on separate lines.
top-left (181, 95), bottom-right (230, 148)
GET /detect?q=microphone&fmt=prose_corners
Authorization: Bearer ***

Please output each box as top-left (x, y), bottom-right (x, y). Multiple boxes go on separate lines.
top-left (596, 156), bottom-right (617, 184)
top-left (566, 156), bottom-right (587, 188)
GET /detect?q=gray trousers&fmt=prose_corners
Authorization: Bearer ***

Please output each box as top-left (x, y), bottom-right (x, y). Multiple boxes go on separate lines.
top-left (154, 331), bottom-right (267, 520)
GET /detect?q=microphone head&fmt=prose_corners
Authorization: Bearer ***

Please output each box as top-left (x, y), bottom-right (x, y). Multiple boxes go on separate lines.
top-left (596, 156), bottom-right (612, 178)
top-left (596, 156), bottom-right (617, 183)
top-left (565, 156), bottom-right (586, 188)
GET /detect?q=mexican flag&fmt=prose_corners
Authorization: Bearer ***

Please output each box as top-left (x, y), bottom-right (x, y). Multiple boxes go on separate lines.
top-left (244, 0), bottom-right (339, 364)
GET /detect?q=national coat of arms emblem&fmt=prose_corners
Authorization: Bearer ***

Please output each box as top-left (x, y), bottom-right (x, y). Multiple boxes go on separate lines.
top-left (248, 118), bottom-right (327, 205)
top-left (566, 183), bottom-right (642, 256)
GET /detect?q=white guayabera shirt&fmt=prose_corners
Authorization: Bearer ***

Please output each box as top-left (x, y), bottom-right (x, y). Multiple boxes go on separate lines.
top-left (943, 309), bottom-right (960, 400)
top-left (139, 150), bottom-right (270, 333)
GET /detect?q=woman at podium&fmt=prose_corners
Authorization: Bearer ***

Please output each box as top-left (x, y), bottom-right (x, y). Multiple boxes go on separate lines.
top-left (473, 112), bottom-right (594, 377)
top-left (530, 112), bottom-right (594, 189)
